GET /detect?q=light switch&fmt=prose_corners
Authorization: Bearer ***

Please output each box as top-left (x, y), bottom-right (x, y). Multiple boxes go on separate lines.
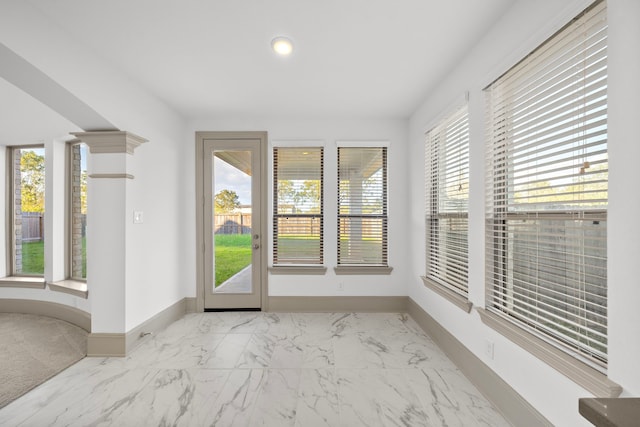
top-left (133, 211), bottom-right (144, 224)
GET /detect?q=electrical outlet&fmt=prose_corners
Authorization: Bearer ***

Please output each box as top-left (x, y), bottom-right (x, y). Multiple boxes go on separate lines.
top-left (337, 282), bottom-right (344, 291)
top-left (133, 211), bottom-right (144, 224)
top-left (484, 340), bottom-right (495, 360)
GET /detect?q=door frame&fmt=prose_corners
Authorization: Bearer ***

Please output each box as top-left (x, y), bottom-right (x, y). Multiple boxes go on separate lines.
top-left (195, 131), bottom-right (269, 312)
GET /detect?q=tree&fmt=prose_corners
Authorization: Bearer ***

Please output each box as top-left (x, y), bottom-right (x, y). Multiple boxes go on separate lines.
top-left (215, 189), bottom-right (240, 213)
top-left (80, 171), bottom-right (88, 214)
top-left (20, 150), bottom-right (45, 213)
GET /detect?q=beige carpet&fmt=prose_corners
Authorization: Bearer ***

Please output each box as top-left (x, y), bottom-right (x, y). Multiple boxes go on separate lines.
top-left (0, 313), bottom-right (87, 409)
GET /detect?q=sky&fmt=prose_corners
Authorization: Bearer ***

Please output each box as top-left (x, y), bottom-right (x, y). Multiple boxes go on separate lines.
top-left (214, 156), bottom-right (251, 205)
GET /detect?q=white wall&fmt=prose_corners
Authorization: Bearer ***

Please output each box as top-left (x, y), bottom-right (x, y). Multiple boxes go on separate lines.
top-left (185, 117), bottom-right (409, 298)
top-left (606, 0), bottom-right (640, 397)
top-left (408, 0), bottom-right (639, 425)
top-left (0, 1), bottom-right (187, 332)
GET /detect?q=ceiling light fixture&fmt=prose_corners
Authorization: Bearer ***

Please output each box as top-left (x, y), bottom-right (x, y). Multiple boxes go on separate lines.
top-left (271, 37), bottom-right (293, 56)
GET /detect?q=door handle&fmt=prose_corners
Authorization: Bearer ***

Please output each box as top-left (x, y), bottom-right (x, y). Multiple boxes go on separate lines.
top-left (253, 244), bottom-right (260, 249)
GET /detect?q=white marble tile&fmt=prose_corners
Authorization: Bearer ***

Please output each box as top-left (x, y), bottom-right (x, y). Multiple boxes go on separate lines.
top-left (0, 312), bottom-right (512, 427)
top-left (337, 368), bottom-right (429, 427)
top-left (125, 333), bottom-right (228, 369)
top-left (250, 369), bottom-right (301, 426)
top-left (207, 368), bottom-right (267, 426)
top-left (296, 369), bottom-right (340, 427)
top-left (198, 312), bottom-right (263, 334)
top-left (204, 333), bottom-right (251, 368)
top-left (236, 332), bottom-right (277, 368)
top-left (269, 333), bottom-right (334, 369)
top-left (330, 313), bottom-right (409, 336)
top-left (408, 367), bottom-right (512, 427)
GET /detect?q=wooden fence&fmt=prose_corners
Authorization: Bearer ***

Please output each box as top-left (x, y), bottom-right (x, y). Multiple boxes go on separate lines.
top-left (214, 214), bottom-right (252, 234)
top-left (21, 212), bottom-right (44, 242)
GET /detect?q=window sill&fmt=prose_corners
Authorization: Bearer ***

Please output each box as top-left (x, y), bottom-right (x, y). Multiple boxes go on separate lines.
top-left (477, 308), bottom-right (622, 398)
top-left (269, 266), bottom-right (327, 275)
top-left (0, 276), bottom-right (46, 289)
top-left (49, 280), bottom-right (88, 299)
top-left (421, 276), bottom-right (472, 313)
top-left (334, 266), bottom-right (393, 275)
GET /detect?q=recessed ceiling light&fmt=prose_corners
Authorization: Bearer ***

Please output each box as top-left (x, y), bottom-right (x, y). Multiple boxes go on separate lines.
top-left (271, 37), bottom-right (293, 56)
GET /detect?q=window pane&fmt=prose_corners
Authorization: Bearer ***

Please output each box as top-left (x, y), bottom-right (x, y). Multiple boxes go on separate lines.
top-left (337, 147), bottom-right (387, 266)
top-left (425, 105), bottom-right (469, 296)
top-left (273, 147), bottom-right (323, 265)
top-left (70, 143), bottom-right (87, 279)
top-left (485, 0), bottom-right (608, 365)
top-left (13, 147), bottom-right (45, 275)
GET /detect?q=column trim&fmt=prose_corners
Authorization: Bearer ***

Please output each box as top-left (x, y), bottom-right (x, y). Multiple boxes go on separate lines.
top-left (71, 131), bottom-right (147, 154)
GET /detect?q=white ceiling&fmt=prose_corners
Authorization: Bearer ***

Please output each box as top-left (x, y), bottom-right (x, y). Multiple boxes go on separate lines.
top-left (1, 0), bottom-right (515, 144)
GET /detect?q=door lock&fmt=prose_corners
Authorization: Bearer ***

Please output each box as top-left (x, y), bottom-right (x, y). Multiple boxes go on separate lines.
top-left (253, 244), bottom-right (260, 249)
top-left (254, 234), bottom-right (260, 240)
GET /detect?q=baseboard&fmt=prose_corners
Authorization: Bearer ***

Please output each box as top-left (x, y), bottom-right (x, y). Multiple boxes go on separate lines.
top-left (406, 297), bottom-right (552, 427)
top-left (185, 297), bottom-right (197, 313)
top-left (125, 298), bottom-right (190, 353)
top-left (87, 333), bottom-right (126, 357)
top-left (0, 298), bottom-right (91, 332)
top-left (268, 295), bottom-right (408, 312)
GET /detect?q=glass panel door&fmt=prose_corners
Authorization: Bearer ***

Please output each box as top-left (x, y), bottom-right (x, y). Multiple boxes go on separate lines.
top-left (203, 139), bottom-right (262, 309)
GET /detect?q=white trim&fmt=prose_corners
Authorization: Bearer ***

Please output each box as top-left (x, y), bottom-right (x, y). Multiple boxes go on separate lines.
top-left (89, 173), bottom-right (134, 179)
top-left (480, 0), bottom-right (597, 90)
top-left (335, 140), bottom-right (390, 148)
top-left (271, 139), bottom-right (325, 147)
top-left (49, 279), bottom-right (88, 299)
top-left (421, 276), bottom-right (472, 313)
top-left (421, 91), bottom-right (469, 134)
top-left (269, 266), bottom-right (327, 275)
top-left (477, 308), bottom-right (621, 398)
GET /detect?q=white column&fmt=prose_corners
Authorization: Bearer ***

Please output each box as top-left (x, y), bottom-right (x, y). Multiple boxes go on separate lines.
top-left (44, 138), bottom-right (66, 282)
top-left (71, 131), bottom-right (146, 336)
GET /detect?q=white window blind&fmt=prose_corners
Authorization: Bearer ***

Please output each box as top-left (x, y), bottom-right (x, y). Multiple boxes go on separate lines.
top-left (273, 147), bottom-right (323, 264)
top-left (337, 147), bottom-right (388, 266)
top-left (425, 105), bottom-right (469, 296)
top-left (485, 0), bottom-right (608, 366)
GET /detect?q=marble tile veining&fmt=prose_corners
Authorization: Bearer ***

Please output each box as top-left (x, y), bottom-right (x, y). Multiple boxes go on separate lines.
top-left (0, 312), bottom-right (511, 426)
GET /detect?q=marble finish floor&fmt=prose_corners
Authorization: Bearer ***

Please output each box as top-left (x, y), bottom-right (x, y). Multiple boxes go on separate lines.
top-left (0, 312), bottom-right (511, 426)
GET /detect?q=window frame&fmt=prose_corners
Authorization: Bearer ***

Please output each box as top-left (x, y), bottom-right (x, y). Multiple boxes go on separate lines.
top-left (66, 140), bottom-right (87, 282)
top-left (6, 145), bottom-right (47, 280)
top-left (335, 143), bottom-right (392, 274)
top-left (272, 145), bottom-right (325, 269)
top-left (481, 0), bottom-right (616, 397)
top-left (422, 104), bottom-right (471, 311)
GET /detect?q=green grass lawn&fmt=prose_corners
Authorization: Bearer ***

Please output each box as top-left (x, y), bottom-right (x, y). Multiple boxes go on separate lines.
top-left (21, 238), bottom-right (86, 277)
top-left (21, 241), bottom-right (44, 274)
top-left (215, 234), bottom-right (252, 286)
top-left (21, 235), bottom-right (248, 285)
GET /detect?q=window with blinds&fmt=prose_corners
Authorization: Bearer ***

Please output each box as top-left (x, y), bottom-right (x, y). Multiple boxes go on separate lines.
top-left (425, 105), bottom-right (469, 297)
top-left (337, 146), bottom-right (388, 266)
top-left (485, 0), bottom-right (608, 366)
top-left (273, 147), bottom-right (324, 265)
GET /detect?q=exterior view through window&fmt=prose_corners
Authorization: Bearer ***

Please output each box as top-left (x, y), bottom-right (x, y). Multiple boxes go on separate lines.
top-left (12, 147), bottom-right (46, 275)
top-left (337, 146), bottom-right (388, 266)
top-left (485, 0), bottom-right (608, 366)
top-left (425, 104), bottom-right (470, 297)
top-left (273, 147), bottom-right (324, 265)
